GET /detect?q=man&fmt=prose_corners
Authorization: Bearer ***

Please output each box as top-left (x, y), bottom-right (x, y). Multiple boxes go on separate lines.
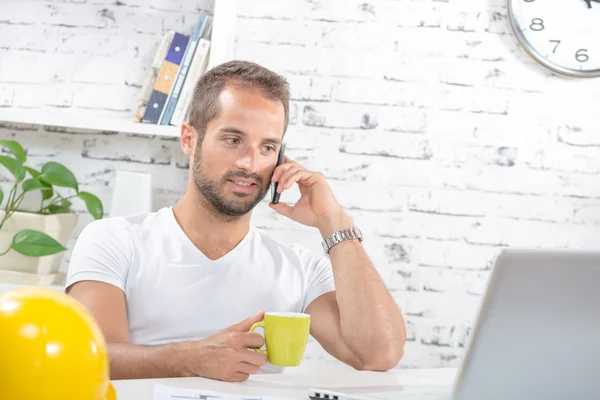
top-left (66, 60), bottom-right (406, 382)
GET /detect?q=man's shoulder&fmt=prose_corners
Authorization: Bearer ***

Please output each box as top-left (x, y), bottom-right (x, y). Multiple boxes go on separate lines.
top-left (79, 208), bottom-right (169, 241)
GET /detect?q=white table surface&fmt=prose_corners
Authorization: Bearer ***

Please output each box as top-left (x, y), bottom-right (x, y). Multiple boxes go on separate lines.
top-left (112, 360), bottom-right (457, 400)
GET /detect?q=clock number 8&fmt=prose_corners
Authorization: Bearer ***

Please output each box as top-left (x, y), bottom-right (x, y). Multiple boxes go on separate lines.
top-left (530, 18), bottom-right (544, 31)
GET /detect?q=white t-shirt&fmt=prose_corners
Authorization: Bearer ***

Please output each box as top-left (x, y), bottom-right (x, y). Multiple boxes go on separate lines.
top-left (66, 207), bottom-right (335, 350)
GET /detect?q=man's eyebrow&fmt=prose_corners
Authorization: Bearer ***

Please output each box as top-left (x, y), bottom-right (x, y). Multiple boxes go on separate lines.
top-left (219, 126), bottom-right (246, 135)
top-left (219, 126), bottom-right (282, 145)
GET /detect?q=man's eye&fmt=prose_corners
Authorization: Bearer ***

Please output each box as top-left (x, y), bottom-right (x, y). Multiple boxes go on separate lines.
top-left (225, 138), bottom-right (240, 145)
top-left (263, 146), bottom-right (276, 153)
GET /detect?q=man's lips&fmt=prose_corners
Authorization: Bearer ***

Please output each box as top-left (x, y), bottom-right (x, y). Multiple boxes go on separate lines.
top-left (228, 179), bottom-right (257, 193)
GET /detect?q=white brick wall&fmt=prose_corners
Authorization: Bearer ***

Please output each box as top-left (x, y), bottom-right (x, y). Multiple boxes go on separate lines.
top-left (1, 0), bottom-right (600, 369)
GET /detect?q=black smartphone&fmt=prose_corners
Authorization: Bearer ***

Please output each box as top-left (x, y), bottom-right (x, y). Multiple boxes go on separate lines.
top-left (271, 144), bottom-right (286, 204)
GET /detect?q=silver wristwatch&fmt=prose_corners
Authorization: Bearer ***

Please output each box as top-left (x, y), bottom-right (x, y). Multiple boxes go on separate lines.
top-left (321, 226), bottom-right (363, 254)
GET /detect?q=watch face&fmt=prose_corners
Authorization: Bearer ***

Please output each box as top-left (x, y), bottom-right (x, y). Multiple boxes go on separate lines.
top-left (508, 0), bottom-right (600, 77)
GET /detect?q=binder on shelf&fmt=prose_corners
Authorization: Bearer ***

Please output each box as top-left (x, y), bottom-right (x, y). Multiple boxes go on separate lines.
top-left (141, 32), bottom-right (190, 124)
top-left (133, 31), bottom-right (174, 123)
top-left (169, 38), bottom-right (211, 127)
top-left (158, 14), bottom-right (212, 126)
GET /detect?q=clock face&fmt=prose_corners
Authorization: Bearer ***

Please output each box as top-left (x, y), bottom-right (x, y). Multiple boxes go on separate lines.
top-left (508, 0), bottom-right (600, 77)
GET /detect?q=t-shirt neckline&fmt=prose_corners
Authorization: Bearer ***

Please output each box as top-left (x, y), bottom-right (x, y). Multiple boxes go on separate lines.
top-left (164, 206), bottom-right (254, 268)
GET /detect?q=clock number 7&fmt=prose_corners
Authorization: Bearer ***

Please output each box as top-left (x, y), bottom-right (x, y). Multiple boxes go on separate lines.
top-left (550, 40), bottom-right (561, 53)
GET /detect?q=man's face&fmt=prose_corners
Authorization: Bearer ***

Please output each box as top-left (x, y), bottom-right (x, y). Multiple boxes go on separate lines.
top-left (191, 85), bottom-right (285, 217)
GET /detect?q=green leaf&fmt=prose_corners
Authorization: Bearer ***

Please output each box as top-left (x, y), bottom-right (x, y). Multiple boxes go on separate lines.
top-left (78, 191), bottom-right (103, 220)
top-left (0, 186), bottom-right (3, 207)
top-left (0, 140), bottom-right (26, 164)
top-left (22, 179), bottom-right (49, 192)
top-left (25, 167), bottom-right (41, 179)
top-left (46, 198), bottom-right (72, 214)
top-left (47, 204), bottom-right (72, 214)
top-left (0, 155), bottom-right (26, 182)
top-left (39, 162), bottom-right (78, 192)
top-left (41, 186), bottom-right (54, 201)
top-left (11, 230), bottom-right (67, 257)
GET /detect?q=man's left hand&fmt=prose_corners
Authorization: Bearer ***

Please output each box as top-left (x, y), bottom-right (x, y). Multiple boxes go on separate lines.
top-left (269, 156), bottom-right (351, 235)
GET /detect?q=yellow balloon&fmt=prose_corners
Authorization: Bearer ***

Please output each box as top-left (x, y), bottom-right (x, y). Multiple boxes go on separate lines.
top-left (0, 286), bottom-right (115, 400)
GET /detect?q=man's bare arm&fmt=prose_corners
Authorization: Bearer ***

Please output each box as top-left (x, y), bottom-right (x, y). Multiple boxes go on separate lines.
top-left (67, 281), bottom-right (267, 381)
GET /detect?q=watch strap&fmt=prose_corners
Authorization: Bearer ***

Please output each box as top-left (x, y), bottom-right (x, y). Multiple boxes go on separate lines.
top-left (321, 226), bottom-right (363, 254)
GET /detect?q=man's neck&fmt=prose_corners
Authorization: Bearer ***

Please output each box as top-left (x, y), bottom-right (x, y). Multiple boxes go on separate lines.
top-left (172, 190), bottom-right (252, 261)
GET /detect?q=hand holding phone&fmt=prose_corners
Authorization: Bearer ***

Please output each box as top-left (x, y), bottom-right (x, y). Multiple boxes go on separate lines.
top-left (271, 144), bottom-right (286, 204)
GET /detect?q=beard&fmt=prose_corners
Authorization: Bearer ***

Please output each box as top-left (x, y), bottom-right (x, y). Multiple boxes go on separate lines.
top-left (192, 153), bottom-right (270, 218)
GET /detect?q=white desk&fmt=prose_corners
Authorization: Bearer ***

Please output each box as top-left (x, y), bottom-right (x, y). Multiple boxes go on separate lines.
top-left (113, 361), bottom-right (456, 399)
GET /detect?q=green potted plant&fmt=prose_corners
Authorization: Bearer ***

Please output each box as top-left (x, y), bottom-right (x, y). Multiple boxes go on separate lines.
top-left (0, 139), bottom-right (103, 285)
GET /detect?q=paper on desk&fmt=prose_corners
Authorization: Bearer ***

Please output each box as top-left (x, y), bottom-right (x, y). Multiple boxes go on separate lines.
top-left (153, 384), bottom-right (296, 400)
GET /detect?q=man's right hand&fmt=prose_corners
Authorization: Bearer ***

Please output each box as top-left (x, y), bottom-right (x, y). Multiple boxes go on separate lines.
top-left (175, 310), bottom-right (269, 382)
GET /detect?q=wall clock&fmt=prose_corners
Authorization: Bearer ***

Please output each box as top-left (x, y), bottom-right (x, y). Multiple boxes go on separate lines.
top-left (508, 0), bottom-right (600, 78)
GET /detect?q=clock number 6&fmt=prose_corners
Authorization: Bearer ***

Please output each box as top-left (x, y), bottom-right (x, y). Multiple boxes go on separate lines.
top-left (576, 49), bottom-right (589, 62)
top-left (530, 18), bottom-right (544, 31)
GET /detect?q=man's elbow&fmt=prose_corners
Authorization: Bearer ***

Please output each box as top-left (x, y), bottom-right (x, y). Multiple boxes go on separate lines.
top-left (354, 343), bottom-right (404, 372)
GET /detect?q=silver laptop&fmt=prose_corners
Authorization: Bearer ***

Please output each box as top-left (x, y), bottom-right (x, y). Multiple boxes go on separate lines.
top-left (309, 249), bottom-right (600, 400)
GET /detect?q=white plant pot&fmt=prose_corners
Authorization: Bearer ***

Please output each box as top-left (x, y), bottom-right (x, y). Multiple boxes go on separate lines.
top-left (0, 210), bottom-right (78, 284)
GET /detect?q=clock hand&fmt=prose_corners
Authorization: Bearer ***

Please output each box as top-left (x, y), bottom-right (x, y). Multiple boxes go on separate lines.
top-left (585, 0), bottom-right (600, 8)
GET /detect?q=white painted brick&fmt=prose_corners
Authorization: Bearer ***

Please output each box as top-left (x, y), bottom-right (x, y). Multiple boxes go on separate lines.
top-left (60, 31), bottom-right (157, 59)
top-left (73, 85), bottom-right (138, 111)
top-left (379, 2), bottom-right (442, 28)
top-left (483, 7), bottom-right (512, 35)
top-left (415, 240), bottom-right (500, 271)
top-left (304, 0), bottom-right (378, 23)
top-left (378, 107), bottom-right (428, 133)
top-left (408, 189), bottom-right (487, 217)
top-left (0, 52), bottom-right (75, 83)
top-left (333, 78), bottom-right (412, 107)
top-left (286, 76), bottom-right (333, 102)
top-left (466, 218), bottom-right (600, 248)
top-left (557, 125), bottom-right (600, 147)
top-left (398, 292), bottom-right (481, 324)
top-left (317, 48), bottom-right (386, 79)
top-left (381, 54), bottom-right (440, 84)
top-left (283, 127), bottom-right (341, 151)
top-left (386, 266), bottom-right (422, 293)
top-left (573, 203), bottom-right (600, 225)
top-left (288, 102), bottom-right (298, 125)
top-left (370, 211), bottom-right (479, 242)
top-left (302, 103), bottom-right (378, 130)
top-left (319, 21), bottom-right (389, 51)
top-left (471, 117), bottom-right (555, 146)
top-left (432, 142), bottom-right (518, 168)
top-left (427, 87), bottom-right (509, 115)
top-left (0, 24), bottom-right (60, 53)
top-left (12, 84), bottom-right (74, 108)
top-left (445, 7), bottom-right (485, 33)
top-left (237, 0), bottom-right (312, 20)
top-left (0, 85), bottom-right (14, 107)
top-left (235, 42), bottom-right (319, 75)
top-left (327, 179), bottom-right (406, 212)
top-left (82, 136), bottom-right (171, 164)
top-left (70, 56), bottom-right (145, 86)
top-left (521, 144), bottom-right (600, 175)
top-left (236, 18), bottom-right (322, 47)
top-left (340, 132), bottom-right (432, 160)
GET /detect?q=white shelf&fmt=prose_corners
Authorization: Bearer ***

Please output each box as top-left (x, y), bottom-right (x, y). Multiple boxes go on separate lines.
top-left (0, 109), bottom-right (181, 138)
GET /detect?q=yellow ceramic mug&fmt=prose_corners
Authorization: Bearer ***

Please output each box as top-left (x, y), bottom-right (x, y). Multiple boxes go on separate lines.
top-left (249, 312), bottom-right (311, 366)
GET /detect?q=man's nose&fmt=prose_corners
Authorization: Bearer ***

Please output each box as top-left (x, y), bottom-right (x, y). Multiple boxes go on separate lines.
top-left (235, 148), bottom-right (257, 173)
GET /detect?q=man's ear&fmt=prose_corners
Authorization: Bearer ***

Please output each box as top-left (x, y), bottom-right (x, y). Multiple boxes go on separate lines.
top-left (181, 123), bottom-right (196, 156)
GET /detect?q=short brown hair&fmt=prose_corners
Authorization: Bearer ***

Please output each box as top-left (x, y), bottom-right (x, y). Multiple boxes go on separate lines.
top-left (187, 60), bottom-right (290, 142)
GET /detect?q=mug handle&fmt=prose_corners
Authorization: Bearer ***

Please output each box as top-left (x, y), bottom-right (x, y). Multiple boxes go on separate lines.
top-left (249, 321), bottom-right (267, 355)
